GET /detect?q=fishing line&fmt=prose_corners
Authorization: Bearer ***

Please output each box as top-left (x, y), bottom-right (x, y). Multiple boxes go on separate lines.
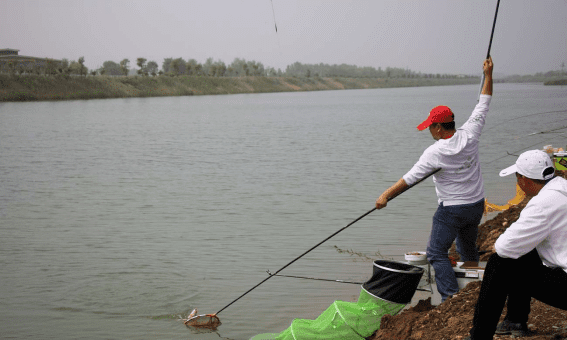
top-left (528, 124), bottom-right (567, 136)
top-left (483, 111), bottom-right (567, 164)
top-left (265, 270), bottom-right (433, 292)
top-left (266, 270), bottom-right (363, 285)
top-left (485, 131), bottom-right (567, 164)
top-left (484, 109), bottom-right (567, 132)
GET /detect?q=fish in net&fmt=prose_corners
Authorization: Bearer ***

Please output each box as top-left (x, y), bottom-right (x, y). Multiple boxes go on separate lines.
top-left (183, 308), bottom-right (221, 330)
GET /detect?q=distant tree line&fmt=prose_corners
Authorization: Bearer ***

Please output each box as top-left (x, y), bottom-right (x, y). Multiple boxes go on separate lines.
top-left (3, 55), bottom-right (565, 81)
top-left (1, 55), bottom-right (474, 80)
top-left (502, 68), bottom-right (567, 83)
top-left (96, 58), bottom-right (473, 79)
top-left (92, 57), bottom-right (277, 78)
top-left (284, 61), bottom-right (479, 79)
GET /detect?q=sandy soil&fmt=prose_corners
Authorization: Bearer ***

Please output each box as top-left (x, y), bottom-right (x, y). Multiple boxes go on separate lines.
top-left (368, 171), bottom-right (567, 340)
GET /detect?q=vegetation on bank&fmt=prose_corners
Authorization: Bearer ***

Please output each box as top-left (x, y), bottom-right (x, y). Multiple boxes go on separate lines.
top-left (498, 71), bottom-right (567, 85)
top-left (0, 74), bottom-right (482, 102)
top-left (1, 54), bottom-right (475, 80)
top-left (544, 78), bottom-right (567, 85)
top-left (2, 54), bottom-right (564, 101)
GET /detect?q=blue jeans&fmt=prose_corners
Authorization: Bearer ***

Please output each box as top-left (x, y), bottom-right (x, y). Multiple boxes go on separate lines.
top-left (426, 198), bottom-right (484, 301)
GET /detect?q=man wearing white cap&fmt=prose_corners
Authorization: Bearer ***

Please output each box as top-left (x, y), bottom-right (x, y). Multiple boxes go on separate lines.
top-left (375, 57), bottom-right (493, 302)
top-left (465, 150), bottom-right (567, 340)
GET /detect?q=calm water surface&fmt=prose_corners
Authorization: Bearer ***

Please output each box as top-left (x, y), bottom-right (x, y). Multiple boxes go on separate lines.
top-left (1, 83), bottom-right (566, 339)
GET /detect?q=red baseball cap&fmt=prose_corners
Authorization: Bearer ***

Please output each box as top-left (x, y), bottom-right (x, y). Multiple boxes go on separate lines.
top-left (417, 106), bottom-right (454, 131)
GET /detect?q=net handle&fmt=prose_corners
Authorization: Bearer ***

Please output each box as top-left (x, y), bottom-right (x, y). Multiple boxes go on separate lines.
top-left (213, 168), bottom-right (440, 316)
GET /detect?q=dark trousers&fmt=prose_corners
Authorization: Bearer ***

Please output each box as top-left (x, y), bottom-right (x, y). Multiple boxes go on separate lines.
top-left (470, 249), bottom-right (567, 339)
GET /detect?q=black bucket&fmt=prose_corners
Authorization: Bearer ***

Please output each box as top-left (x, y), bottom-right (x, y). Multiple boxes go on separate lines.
top-left (362, 260), bottom-right (424, 304)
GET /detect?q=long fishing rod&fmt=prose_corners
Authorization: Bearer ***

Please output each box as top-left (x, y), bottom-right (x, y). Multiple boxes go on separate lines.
top-left (211, 168), bottom-right (441, 317)
top-left (270, 0), bottom-right (282, 53)
top-left (270, 0), bottom-right (278, 32)
top-left (478, 0), bottom-right (501, 101)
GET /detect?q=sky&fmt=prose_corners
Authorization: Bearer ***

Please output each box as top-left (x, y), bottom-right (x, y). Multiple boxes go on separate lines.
top-left (1, 0), bottom-right (566, 76)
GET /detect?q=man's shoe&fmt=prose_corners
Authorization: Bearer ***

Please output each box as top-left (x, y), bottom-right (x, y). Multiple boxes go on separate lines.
top-left (495, 319), bottom-right (529, 336)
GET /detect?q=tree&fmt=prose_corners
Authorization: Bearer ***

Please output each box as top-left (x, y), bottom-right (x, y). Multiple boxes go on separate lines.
top-left (120, 59), bottom-right (130, 76)
top-left (186, 59), bottom-right (199, 76)
top-left (69, 60), bottom-right (83, 75)
top-left (146, 61), bottom-right (158, 76)
top-left (136, 57), bottom-right (147, 76)
top-left (78, 56), bottom-right (87, 76)
top-left (214, 60), bottom-right (227, 77)
top-left (203, 57), bottom-right (214, 76)
top-left (229, 58), bottom-right (247, 77)
top-left (162, 58), bottom-right (172, 74)
top-left (194, 64), bottom-right (202, 76)
top-left (248, 61), bottom-right (264, 76)
top-left (172, 58), bottom-right (186, 75)
top-left (58, 58), bottom-right (69, 74)
top-left (102, 60), bottom-right (122, 75)
top-left (45, 59), bottom-right (58, 76)
top-left (171, 58), bottom-right (180, 76)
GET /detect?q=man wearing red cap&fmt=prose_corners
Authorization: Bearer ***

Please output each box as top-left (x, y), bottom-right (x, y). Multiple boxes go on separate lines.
top-left (375, 57), bottom-right (493, 302)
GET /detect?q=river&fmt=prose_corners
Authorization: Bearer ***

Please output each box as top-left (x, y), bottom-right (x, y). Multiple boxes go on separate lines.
top-left (1, 83), bottom-right (566, 339)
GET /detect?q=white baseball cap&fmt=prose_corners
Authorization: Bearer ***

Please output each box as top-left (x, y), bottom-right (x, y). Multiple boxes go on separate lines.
top-left (499, 150), bottom-right (555, 180)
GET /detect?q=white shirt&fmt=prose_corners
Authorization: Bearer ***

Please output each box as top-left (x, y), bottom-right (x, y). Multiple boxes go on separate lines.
top-left (495, 176), bottom-right (567, 273)
top-left (403, 95), bottom-right (492, 206)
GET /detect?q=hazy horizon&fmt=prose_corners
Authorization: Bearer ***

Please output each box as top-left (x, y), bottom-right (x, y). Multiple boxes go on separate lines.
top-left (2, 0), bottom-right (566, 76)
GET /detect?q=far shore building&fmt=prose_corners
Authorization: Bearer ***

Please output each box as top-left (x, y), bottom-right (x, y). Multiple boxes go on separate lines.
top-left (0, 48), bottom-right (63, 73)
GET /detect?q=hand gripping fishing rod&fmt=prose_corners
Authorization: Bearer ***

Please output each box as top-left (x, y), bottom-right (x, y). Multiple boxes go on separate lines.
top-left (478, 0), bottom-right (501, 101)
top-left (210, 168), bottom-right (441, 318)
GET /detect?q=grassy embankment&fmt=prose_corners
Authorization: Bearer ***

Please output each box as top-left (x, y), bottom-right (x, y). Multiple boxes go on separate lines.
top-left (0, 74), bottom-right (481, 102)
top-left (544, 78), bottom-right (567, 85)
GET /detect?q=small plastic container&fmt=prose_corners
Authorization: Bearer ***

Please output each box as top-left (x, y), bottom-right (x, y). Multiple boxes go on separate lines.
top-left (404, 251), bottom-right (427, 265)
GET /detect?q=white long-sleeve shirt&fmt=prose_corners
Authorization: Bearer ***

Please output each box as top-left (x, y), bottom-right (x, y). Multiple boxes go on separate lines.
top-left (495, 176), bottom-right (567, 273)
top-left (403, 95), bottom-right (492, 206)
